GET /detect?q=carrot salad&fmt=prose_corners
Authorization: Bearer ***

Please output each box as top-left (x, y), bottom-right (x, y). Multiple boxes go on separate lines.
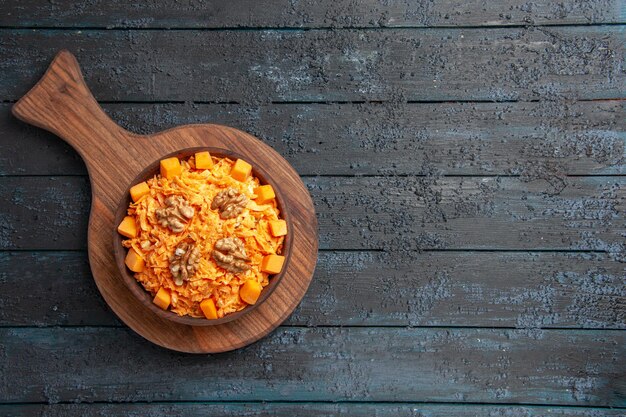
top-left (120, 154), bottom-right (285, 319)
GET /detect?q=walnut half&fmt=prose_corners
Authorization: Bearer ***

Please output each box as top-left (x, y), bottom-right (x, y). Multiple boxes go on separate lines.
top-left (156, 195), bottom-right (195, 233)
top-left (211, 188), bottom-right (248, 219)
top-left (212, 237), bottom-right (251, 274)
top-left (169, 241), bottom-right (201, 286)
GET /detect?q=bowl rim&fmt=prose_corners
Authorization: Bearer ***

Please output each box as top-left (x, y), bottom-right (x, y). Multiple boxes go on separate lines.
top-left (112, 146), bottom-right (294, 326)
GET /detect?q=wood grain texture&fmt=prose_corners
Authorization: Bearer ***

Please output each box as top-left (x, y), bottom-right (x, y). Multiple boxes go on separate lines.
top-left (10, 50), bottom-right (318, 352)
top-left (2, 27), bottom-right (624, 103)
top-left (2, 403), bottom-right (624, 417)
top-left (1, 251), bottom-right (624, 329)
top-left (1, 0), bottom-right (624, 28)
top-left (1, 327), bottom-right (623, 406)
top-left (2, 101), bottom-right (624, 176)
top-left (2, 175), bottom-right (624, 252)
top-left (2, 0), bottom-right (625, 413)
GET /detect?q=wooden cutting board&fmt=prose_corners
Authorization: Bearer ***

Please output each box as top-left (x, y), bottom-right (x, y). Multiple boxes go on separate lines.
top-left (12, 50), bottom-right (318, 353)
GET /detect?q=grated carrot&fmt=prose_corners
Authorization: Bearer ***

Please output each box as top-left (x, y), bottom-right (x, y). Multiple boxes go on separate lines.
top-left (122, 156), bottom-right (284, 318)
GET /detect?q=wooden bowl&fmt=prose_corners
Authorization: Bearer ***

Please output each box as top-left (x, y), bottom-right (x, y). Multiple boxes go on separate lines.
top-left (113, 147), bottom-right (294, 326)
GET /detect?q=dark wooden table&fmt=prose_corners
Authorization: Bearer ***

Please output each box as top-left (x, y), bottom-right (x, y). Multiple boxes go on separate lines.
top-left (1, 1), bottom-right (624, 416)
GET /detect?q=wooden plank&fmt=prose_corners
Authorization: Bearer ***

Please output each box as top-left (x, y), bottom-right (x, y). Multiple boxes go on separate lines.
top-left (0, 177), bottom-right (90, 250)
top-left (1, 403), bottom-right (624, 417)
top-left (1, 0), bottom-right (624, 28)
top-left (1, 251), bottom-right (624, 328)
top-left (1, 27), bottom-right (624, 102)
top-left (0, 327), bottom-right (623, 405)
top-left (0, 104), bottom-right (86, 176)
top-left (1, 176), bottom-right (623, 251)
top-left (3, 101), bottom-right (624, 176)
top-left (312, 175), bottom-right (625, 252)
top-left (0, 252), bottom-right (115, 327)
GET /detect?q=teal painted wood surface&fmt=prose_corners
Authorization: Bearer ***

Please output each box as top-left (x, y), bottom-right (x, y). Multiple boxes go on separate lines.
top-left (1, 0), bottom-right (624, 28)
top-left (1, 327), bottom-right (624, 405)
top-left (1, 27), bottom-right (624, 102)
top-left (1, 102), bottom-right (624, 177)
top-left (0, 0), bottom-right (624, 414)
top-left (1, 176), bottom-right (624, 251)
top-left (1, 251), bottom-right (624, 328)
top-left (1, 403), bottom-right (625, 417)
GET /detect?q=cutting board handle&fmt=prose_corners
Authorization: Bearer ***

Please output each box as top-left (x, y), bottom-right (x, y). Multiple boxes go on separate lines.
top-left (12, 50), bottom-right (131, 160)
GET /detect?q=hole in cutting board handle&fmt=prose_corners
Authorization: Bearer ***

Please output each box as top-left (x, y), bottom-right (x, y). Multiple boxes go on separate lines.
top-left (12, 49), bottom-right (130, 157)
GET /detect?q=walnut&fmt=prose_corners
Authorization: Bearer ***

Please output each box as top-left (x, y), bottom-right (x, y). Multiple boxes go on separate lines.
top-left (212, 237), bottom-right (251, 274)
top-left (169, 241), bottom-right (201, 286)
top-left (156, 195), bottom-right (195, 233)
top-left (211, 188), bottom-right (248, 219)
